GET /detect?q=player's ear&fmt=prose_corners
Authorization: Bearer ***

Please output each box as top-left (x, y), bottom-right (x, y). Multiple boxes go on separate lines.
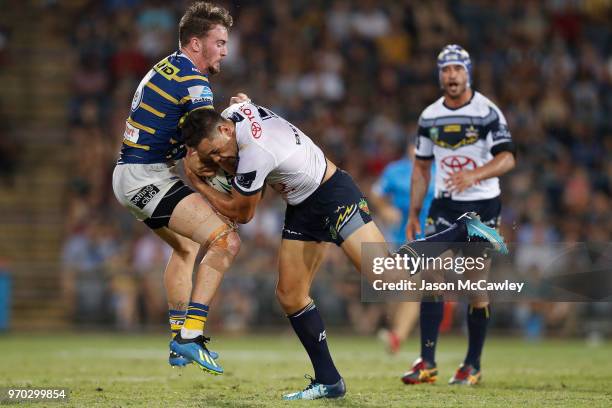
top-left (191, 36), bottom-right (201, 52)
top-left (218, 121), bottom-right (232, 138)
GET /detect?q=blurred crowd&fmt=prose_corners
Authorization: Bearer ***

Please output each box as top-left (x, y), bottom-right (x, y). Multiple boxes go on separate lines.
top-left (56, 0), bottom-right (611, 336)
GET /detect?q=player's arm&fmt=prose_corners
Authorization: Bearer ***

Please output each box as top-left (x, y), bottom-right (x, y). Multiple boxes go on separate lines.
top-left (468, 151), bottom-right (514, 181)
top-left (185, 165), bottom-right (262, 223)
top-left (445, 151), bottom-right (515, 193)
top-left (406, 123), bottom-right (434, 240)
top-left (406, 158), bottom-right (433, 239)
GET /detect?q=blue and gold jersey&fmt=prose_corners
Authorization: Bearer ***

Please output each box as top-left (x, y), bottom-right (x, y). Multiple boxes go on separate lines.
top-left (118, 51), bottom-right (214, 164)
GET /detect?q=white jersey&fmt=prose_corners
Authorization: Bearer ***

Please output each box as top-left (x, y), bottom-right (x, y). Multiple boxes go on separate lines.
top-left (221, 102), bottom-right (327, 205)
top-left (415, 91), bottom-right (513, 201)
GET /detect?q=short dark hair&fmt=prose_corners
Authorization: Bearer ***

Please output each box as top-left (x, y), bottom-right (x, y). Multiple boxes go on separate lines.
top-left (179, 2), bottom-right (233, 47)
top-left (182, 108), bottom-right (224, 148)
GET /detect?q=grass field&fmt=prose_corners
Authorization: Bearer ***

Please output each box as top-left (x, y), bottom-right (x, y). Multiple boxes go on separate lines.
top-left (0, 333), bottom-right (611, 407)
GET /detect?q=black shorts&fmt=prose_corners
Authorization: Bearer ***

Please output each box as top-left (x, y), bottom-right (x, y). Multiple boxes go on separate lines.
top-left (282, 170), bottom-right (373, 246)
top-left (425, 196), bottom-right (501, 236)
top-left (143, 180), bottom-right (193, 230)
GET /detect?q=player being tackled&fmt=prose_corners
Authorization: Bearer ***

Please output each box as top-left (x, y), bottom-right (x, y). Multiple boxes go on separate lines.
top-left (180, 99), bottom-right (508, 399)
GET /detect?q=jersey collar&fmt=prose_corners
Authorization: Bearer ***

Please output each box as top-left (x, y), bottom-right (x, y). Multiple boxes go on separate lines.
top-left (176, 50), bottom-right (202, 74)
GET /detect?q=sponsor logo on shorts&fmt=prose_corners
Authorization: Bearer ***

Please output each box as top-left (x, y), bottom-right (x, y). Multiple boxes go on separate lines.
top-left (283, 228), bottom-right (303, 237)
top-left (130, 184), bottom-right (160, 210)
top-left (358, 198), bottom-right (370, 215)
top-left (335, 204), bottom-right (357, 232)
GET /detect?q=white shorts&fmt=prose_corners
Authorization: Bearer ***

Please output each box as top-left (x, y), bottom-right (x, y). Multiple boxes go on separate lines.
top-left (112, 162), bottom-right (189, 222)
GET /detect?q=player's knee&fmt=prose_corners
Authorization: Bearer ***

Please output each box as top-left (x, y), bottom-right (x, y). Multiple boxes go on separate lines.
top-left (275, 285), bottom-right (307, 312)
top-left (223, 230), bottom-right (241, 258)
top-left (201, 229), bottom-right (240, 272)
top-left (209, 230), bottom-right (240, 259)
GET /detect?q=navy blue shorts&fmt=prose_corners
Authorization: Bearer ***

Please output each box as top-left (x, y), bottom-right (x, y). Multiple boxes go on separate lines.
top-left (425, 196), bottom-right (501, 236)
top-left (282, 170), bottom-right (373, 246)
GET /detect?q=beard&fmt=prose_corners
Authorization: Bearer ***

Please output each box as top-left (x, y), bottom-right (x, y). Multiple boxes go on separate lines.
top-left (205, 59), bottom-right (221, 76)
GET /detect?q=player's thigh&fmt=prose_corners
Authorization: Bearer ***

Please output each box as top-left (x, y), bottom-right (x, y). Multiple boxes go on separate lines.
top-left (153, 226), bottom-right (200, 258)
top-left (169, 193), bottom-right (234, 248)
top-left (277, 239), bottom-right (330, 296)
top-left (340, 221), bottom-right (387, 271)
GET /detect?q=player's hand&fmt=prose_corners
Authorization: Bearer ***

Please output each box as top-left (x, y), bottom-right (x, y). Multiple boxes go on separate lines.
top-left (184, 159), bottom-right (207, 188)
top-left (445, 170), bottom-right (478, 193)
top-left (230, 92), bottom-right (250, 105)
top-left (185, 147), bottom-right (217, 178)
top-left (405, 216), bottom-right (421, 241)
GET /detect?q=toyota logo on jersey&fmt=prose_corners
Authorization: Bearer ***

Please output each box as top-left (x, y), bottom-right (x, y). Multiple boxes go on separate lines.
top-left (441, 155), bottom-right (477, 173)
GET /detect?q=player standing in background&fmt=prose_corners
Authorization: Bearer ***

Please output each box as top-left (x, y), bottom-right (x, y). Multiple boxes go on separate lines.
top-left (402, 45), bottom-right (516, 385)
top-left (370, 144), bottom-right (435, 354)
top-left (112, 2), bottom-right (239, 375)
top-left (180, 101), bottom-right (508, 399)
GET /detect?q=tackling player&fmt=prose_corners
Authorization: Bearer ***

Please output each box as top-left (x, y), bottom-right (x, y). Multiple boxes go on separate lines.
top-left (402, 45), bottom-right (516, 386)
top-left (112, 2), bottom-right (238, 375)
top-left (180, 100), bottom-right (508, 399)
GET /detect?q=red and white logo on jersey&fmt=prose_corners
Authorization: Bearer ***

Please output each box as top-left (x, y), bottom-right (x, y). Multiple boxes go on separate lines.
top-left (441, 155), bottom-right (477, 173)
top-left (251, 122), bottom-right (262, 138)
top-left (239, 105), bottom-right (263, 138)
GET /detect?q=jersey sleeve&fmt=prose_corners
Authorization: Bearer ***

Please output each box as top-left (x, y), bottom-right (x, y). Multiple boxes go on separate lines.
top-left (415, 115), bottom-right (434, 160)
top-left (484, 105), bottom-right (516, 156)
top-left (178, 77), bottom-right (215, 113)
top-left (231, 140), bottom-right (276, 196)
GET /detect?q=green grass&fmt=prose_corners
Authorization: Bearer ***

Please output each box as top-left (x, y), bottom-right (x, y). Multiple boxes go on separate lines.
top-left (0, 333), bottom-right (611, 407)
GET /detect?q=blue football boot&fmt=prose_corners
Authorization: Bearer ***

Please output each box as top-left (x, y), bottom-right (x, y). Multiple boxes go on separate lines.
top-left (282, 375), bottom-right (346, 400)
top-left (169, 334), bottom-right (223, 375)
top-left (169, 350), bottom-right (190, 367)
top-left (457, 212), bottom-right (508, 254)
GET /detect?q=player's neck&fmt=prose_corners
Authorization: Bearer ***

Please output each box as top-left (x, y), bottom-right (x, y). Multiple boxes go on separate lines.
top-left (180, 47), bottom-right (208, 75)
top-left (443, 88), bottom-right (473, 110)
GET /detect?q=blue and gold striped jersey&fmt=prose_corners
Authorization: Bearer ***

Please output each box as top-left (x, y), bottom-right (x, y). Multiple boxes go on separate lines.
top-left (118, 51), bottom-right (215, 164)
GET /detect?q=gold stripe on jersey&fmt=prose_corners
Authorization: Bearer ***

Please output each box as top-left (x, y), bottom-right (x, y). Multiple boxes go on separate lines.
top-left (174, 74), bottom-right (209, 83)
top-left (127, 117), bottom-right (156, 134)
top-left (146, 82), bottom-right (179, 104)
top-left (140, 102), bottom-right (166, 118)
top-left (123, 139), bottom-right (151, 150)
